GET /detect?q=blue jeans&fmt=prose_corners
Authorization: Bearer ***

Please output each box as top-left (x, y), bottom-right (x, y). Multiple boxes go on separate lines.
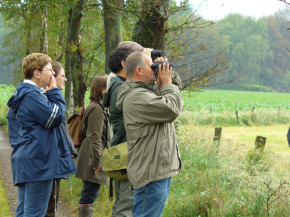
top-left (16, 179), bottom-right (53, 217)
top-left (133, 178), bottom-right (171, 217)
top-left (79, 180), bottom-right (100, 204)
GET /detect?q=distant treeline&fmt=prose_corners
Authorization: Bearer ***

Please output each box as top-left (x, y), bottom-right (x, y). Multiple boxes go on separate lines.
top-left (211, 11), bottom-right (289, 92)
top-left (175, 8), bottom-right (289, 92)
top-left (0, 7), bottom-right (289, 91)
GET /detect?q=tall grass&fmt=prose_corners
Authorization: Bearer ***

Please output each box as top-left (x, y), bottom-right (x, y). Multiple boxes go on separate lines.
top-left (58, 124), bottom-right (290, 217)
top-left (163, 125), bottom-right (290, 217)
top-left (179, 109), bottom-right (290, 126)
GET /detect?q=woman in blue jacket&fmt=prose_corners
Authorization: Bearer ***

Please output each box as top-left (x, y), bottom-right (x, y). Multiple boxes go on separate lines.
top-left (7, 53), bottom-right (77, 217)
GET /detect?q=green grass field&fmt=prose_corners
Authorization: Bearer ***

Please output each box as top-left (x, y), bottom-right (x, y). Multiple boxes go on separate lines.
top-left (183, 89), bottom-right (290, 112)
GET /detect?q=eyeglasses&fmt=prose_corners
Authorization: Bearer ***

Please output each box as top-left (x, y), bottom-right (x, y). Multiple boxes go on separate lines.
top-left (41, 68), bottom-right (54, 73)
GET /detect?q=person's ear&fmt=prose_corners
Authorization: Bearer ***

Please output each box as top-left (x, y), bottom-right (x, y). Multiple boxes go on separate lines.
top-left (136, 66), bottom-right (143, 76)
top-left (121, 60), bottom-right (126, 68)
top-left (34, 70), bottom-right (41, 79)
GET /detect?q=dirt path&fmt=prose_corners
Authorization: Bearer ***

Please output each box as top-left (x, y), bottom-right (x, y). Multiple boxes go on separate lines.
top-left (0, 127), bottom-right (76, 217)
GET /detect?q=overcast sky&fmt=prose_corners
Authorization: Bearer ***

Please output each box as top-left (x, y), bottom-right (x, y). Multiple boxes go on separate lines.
top-left (189, 0), bottom-right (287, 20)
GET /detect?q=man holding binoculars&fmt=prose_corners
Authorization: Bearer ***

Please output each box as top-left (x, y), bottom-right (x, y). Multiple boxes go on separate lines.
top-left (116, 51), bottom-right (183, 217)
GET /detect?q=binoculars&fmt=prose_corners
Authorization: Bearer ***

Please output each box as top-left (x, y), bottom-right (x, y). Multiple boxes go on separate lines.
top-left (152, 61), bottom-right (173, 71)
top-left (151, 61), bottom-right (173, 78)
top-left (151, 50), bottom-right (162, 61)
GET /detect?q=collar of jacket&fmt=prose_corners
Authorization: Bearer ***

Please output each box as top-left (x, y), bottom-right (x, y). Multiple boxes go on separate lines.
top-left (128, 80), bottom-right (158, 93)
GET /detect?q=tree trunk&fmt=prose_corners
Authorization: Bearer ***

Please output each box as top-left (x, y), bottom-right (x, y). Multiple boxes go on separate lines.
top-left (132, 0), bottom-right (169, 51)
top-left (25, 22), bottom-right (31, 55)
top-left (40, 5), bottom-right (48, 54)
top-left (65, 0), bottom-right (86, 113)
top-left (55, 19), bottom-right (65, 61)
top-left (102, 0), bottom-right (123, 74)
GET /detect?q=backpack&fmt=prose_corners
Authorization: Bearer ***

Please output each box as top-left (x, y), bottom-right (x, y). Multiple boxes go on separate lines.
top-left (67, 107), bottom-right (85, 148)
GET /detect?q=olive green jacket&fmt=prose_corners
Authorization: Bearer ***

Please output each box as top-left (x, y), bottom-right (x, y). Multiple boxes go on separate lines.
top-left (116, 80), bottom-right (183, 189)
top-left (75, 103), bottom-right (110, 185)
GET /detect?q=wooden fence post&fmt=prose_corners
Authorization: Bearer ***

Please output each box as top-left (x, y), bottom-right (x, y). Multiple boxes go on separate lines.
top-left (252, 106), bottom-right (256, 114)
top-left (255, 136), bottom-right (266, 149)
top-left (236, 110), bottom-right (239, 124)
top-left (251, 106), bottom-right (257, 122)
top-left (210, 107), bottom-right (213, 114)
top-left (213, 127), bottom-right (222, 148)
top-left (278, 106), bottom-right (281, 116)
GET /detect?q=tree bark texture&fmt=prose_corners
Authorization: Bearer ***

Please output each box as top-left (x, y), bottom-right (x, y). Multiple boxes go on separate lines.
top-left (40, 6), bottom-right (48, 54)
top-left (25, 22), bottom-right (31, 55)
top-left (65, 0), bottom-right (86, 112)
top-left (102, 0), bottom-right (123, 74)
top-left (133, 0), bottom-right (169, 51)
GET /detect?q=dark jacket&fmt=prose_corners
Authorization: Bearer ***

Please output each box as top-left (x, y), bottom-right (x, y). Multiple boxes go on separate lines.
top-left (103, 76), bottom-right (126, 147)
top-left (75, 103), bottom-right (110, 185)
top-left (7, 82), bottom-right (77, 185)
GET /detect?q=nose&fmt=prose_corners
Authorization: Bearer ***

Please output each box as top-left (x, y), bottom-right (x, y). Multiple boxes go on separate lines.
top-left (64, 77), bottom-right (67, 82)
top-left (51, 70), bottom-right (55, 75)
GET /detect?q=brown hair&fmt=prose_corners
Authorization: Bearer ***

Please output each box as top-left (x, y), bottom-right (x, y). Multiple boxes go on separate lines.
top-left (22, 53), bottom-right (52, 79)
top-left (52, 62), bottom-right (63, 77)
top-left (90, 74), bottom-right (108, 101)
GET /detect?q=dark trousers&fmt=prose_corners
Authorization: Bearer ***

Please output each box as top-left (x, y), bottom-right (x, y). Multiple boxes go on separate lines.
top-left (79, 180), bottom-right (101, 204)
top-left (45, 179), bottom-right (61, 217)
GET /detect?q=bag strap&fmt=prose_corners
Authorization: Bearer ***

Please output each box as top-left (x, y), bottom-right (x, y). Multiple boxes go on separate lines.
top-left (103, 107), bottom-right (109, 149)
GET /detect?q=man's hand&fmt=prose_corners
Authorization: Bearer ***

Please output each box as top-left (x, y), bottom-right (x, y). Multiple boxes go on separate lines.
top-left (156, 57), bottom-right (172, 87)
top-left (45, 75), bottom-right (57, 91)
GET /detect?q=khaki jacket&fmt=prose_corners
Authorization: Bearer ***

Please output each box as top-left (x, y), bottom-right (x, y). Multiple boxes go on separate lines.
top-left (116, 81), bottom-right (183, 189)
top-left (75, 103), bottom-right (110, 185)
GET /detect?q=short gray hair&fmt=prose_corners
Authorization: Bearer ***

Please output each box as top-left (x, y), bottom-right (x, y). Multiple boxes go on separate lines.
top-left (125, 51), bottom-right (145, 78)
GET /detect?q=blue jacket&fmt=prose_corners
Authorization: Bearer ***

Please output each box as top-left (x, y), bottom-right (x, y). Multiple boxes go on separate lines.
top-left (7, 83), bottom-right (77, 185)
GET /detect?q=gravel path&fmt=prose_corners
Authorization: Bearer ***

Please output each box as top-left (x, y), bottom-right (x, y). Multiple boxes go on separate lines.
top-left (0, 127), bottom-right (76, 217)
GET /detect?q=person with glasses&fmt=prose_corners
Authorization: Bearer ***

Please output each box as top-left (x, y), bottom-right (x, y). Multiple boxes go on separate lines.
top-left (7, 53), bottom-right (77, 217)
top-left (44, 62), bottom-right (78, 217)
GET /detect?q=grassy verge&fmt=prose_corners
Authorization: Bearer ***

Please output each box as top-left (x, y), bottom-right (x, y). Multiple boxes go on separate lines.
top-left (0, 175), bottom-right (11, 217)
top-left (60, 173), bottom-right (114, 216)
top-left (163, 124), bottom-right (290, 217)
